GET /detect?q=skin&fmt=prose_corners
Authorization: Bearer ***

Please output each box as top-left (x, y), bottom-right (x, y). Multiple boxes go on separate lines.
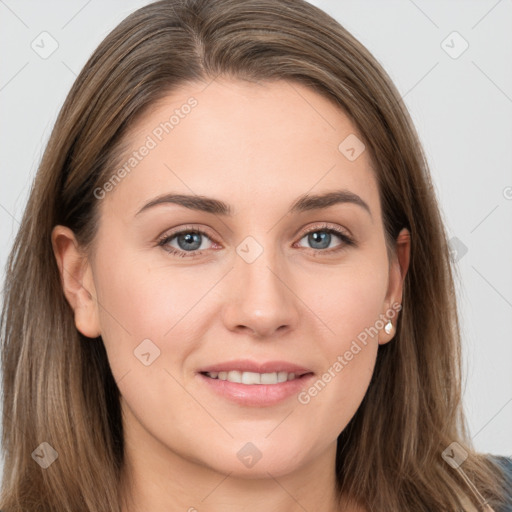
top-left (52, 78), bottom-right (410, 512)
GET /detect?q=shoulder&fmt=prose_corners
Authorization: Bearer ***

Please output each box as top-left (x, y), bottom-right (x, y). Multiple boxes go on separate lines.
top-left (486, 454), bottom-right (512, 512)
top-left (489, 454), bottom-right (512, 481)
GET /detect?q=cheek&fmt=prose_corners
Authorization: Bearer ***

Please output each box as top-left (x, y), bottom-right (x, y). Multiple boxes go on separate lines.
top-left (91, 247), bottom-right (200, 427)
top-left (90, 240), bottom-right (183, 383)
top-left (93, 242), bottom-right (201, 339)
top-left (303, 256), bottom-right (389, 348)
top-left (295, 257), bottom-right (387, 420)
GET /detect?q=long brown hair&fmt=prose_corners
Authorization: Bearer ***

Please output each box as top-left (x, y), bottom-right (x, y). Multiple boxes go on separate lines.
top-left (1, 0), bottom-right (509, 510)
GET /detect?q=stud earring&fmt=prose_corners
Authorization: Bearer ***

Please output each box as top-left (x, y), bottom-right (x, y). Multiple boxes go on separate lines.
top-left (384, 320), bottom-right (393, 335)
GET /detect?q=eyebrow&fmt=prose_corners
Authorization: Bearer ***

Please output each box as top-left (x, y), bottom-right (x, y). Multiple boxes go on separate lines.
top-left (135, 189), bottom-right (372, 219)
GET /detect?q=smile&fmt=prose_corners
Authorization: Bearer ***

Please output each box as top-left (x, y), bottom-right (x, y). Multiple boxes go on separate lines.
top-left (202, 370), bottom-right (303, 385)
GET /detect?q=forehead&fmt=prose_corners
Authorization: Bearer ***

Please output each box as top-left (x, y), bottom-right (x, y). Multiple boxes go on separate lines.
top-left (101, 78), bottom-right (379, 219)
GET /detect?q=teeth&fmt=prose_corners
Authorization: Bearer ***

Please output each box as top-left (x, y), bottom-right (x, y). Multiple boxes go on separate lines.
top-left (242, 371), bottom-right (259, 384)
top-left (206, 370), bottom-right (298, 384)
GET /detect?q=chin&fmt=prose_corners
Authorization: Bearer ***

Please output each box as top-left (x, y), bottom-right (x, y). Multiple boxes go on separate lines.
top-left (201, 442), bottom-right (308, 479)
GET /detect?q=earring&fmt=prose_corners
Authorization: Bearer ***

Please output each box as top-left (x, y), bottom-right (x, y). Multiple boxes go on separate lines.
top-left (384, 320), bottom-right (393, 334)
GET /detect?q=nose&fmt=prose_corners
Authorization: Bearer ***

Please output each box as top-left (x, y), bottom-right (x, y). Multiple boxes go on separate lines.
top-left (221, 247), bottom-right (301, 339)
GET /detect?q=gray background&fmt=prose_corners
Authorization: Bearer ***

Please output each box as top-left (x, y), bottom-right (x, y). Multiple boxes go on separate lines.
top-left (1, 0), bottom-right (511, 481)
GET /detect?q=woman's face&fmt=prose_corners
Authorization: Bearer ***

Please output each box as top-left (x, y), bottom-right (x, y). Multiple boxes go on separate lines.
top-left (55, 78), bottom-right (409, 480)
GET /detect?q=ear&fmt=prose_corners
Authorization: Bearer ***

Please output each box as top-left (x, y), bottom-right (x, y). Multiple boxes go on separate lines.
top-left (378, 228), bottom-right (410, 345)
top-left (51, 225), bottom-right (101, 339)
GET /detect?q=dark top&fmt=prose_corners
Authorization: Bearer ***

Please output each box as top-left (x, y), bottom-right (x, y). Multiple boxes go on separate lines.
top-left (0, 456), bottom-right (510, 510)
top-left (491, 455), bottom-right (512, 511)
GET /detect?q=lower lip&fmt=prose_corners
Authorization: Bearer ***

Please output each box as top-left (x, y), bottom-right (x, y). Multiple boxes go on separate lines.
top-left (197, 372), bottom-right (315, 407)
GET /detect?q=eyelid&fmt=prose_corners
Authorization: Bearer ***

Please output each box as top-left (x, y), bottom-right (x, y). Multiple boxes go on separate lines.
top-left (156, 223), bottom-right (219, 245)
top-left (157, 222), bottom-right (352, 243)
top-left (299, 222), bottom-right (352, 240)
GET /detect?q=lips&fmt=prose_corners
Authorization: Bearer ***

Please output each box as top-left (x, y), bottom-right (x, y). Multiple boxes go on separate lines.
top-left (196, 359), bottom-right (316, 406)
top-left (197, 359), bottom-right (313, 376)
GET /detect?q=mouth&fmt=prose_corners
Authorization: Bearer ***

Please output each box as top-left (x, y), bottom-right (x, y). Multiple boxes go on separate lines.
top-left (196, 360), bottom-right (315, 406)
top-left (199, 370), bottom-right (314, 385)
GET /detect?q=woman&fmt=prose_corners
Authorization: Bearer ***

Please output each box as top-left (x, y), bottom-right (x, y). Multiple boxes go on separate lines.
top-left (1, 0), bottom-right (510, 510)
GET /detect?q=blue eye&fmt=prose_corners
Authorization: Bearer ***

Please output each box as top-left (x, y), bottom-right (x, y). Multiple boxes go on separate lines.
top-left (158, 229), bottom-right (214, 257)
top-left (157, 223), bottom-right (355, 258)
top-left (296, 224), bottom-right (355, 253)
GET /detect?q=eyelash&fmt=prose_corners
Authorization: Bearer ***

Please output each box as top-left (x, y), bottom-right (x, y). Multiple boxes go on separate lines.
top-left (156, 223), bottom-right (356, 258)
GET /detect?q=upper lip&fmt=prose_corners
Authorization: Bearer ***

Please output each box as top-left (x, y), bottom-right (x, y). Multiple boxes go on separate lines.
top-left (198, 359), bottom-right (314, 376)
